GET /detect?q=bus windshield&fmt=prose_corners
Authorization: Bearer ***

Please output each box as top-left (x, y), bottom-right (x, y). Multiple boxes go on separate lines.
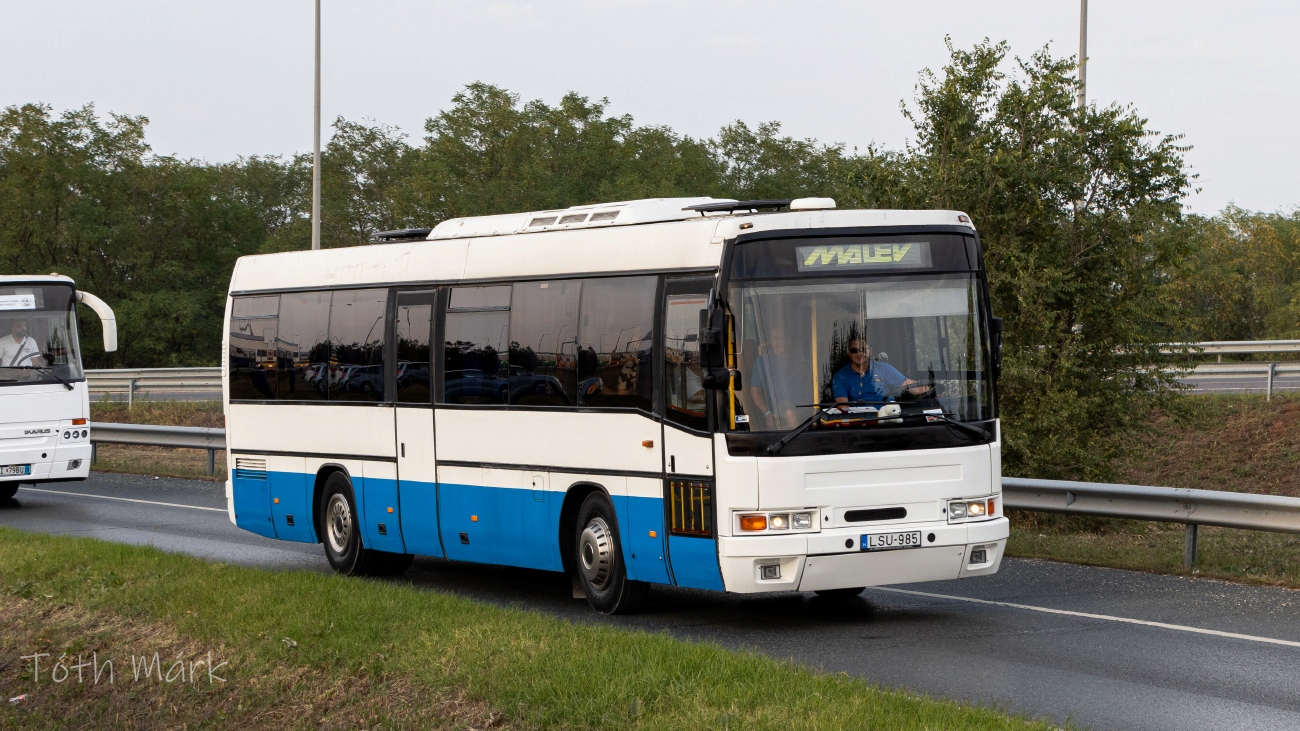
top-left (0, 284), bottom-right (84, 385)
top-left (728, 274), bottom-right (991, 432)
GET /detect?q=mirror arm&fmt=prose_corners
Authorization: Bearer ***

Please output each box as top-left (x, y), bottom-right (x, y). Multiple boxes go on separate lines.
top-left (76, 290), bottom-right (117, 353)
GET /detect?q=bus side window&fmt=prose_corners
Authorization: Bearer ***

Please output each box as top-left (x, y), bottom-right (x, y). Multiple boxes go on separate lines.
top-left (229, 295), bottom-right (280, 401)
top-left (508, 280), bottom-right (579, 407)
top-left (394, 291), bottom-right (436, 404)
top-left (577, 276), bottom-right (656, 411)
top-left (276, 291), bottom-right (330, 401)
top-left (440, 286), bottom-right (510, 406)
top-left (328, 289), bottom-right (388, 402)
top-left (663, 279), bottom-right (712, 431)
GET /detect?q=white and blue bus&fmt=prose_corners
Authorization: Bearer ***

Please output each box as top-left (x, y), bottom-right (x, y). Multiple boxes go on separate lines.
top-left (1, 274), bottom-right (117, 500)
top-left (222, 197), bottom-right (1007, 613)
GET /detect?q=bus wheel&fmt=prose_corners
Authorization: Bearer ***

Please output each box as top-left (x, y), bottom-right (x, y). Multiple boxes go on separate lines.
top-left (0, 483), bottom-right (18, 500)
top-left (319, 472), bottom-right (411, 576)
top-left (814, 587), bottom-right (865, 601)
top-left (574, 492), bottom-right (647, 614)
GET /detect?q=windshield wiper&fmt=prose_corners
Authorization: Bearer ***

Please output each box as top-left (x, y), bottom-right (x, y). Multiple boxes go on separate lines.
top-left (767, 409), bottom-right (832, 455)
top-left (922, 413), bottom-right (992, 441)
top-left (0, 365), bottom-right (75, 390)
top-left (767, 402), bottom-right (891, 455)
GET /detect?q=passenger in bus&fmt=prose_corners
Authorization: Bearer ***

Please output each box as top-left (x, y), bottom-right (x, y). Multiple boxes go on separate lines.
top-left (832, 337), bottom-right (929, 404)
top-left (747, 325), bottom-right (801, 429)
top-left (1, 318), bottom-right (43, 367)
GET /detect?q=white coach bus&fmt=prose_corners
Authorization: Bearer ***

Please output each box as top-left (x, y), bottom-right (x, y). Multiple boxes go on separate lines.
top-left (222, 197), bottom-right (1007, 613)
top-left (1, 275), bottom-right (117, 500)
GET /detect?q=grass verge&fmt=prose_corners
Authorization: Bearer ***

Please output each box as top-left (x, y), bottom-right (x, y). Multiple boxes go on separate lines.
top-left (0, 528), bottom-right (1056, 730)
top-left (1007, 512), bottom-right (1300, 589)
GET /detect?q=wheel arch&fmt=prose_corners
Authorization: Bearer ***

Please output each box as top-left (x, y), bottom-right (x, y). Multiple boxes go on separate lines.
top-left (312, 463), bottom-right (352, 544)
top-left (558, 481), bottom-right (609, 575)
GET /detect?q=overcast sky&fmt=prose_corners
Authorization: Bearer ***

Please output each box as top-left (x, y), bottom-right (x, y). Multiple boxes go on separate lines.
top-left (3, 1), bottom-right (1297, 215)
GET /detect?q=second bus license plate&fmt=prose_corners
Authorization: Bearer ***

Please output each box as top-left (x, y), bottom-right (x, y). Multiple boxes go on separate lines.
top-left (0, 464), bottom-right (31, 477)
top-left (861, 530), bottom-right (923, 551)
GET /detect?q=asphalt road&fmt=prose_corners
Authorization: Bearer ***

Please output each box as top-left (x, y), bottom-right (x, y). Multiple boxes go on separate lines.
top-left (5, 473), bottom-right (1300, 731)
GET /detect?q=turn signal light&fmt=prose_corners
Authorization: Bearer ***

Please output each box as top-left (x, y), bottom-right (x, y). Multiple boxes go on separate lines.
top-left (72, 418), bottom-right (88, 425)
top-left (739, 514), bottom-right (768, 532)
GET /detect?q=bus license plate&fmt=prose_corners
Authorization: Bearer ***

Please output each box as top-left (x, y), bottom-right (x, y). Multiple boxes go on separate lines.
top-left (0, 464), bottom-right (31, 477)
top-left (861, 531), bottom-right (922, 551)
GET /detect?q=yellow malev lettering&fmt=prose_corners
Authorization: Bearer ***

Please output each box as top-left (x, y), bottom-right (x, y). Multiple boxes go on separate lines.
top-left (865, 244), bottom-right (893, 263)
top-left (892, 243), bottom-right (913, 261)
top-left (803, 246), bottom-right (846, 267)
top-left (840, 245), bottom-right (862, 264)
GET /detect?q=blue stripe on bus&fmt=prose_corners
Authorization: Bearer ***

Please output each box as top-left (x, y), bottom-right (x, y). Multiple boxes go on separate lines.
top-left (231, 472), bottom-right (721, 590)
top-left (667, 535), bottom-right (725, 591)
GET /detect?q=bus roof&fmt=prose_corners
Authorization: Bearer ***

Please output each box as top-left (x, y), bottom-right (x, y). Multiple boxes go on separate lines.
top-left (0, 274), bottom-right (75, 286)
top-left (228, 198), bottom-right (975, 295)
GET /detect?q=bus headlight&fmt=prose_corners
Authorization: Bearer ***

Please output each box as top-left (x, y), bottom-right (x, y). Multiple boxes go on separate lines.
top-left (948, 498), bottom-right (996, 523)
top-left (737, 511), bottom-right (818, 533)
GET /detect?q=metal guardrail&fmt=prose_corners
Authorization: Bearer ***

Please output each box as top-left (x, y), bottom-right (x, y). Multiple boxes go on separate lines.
top-left (1002, 477), bottom-right (1300, 567)
top-left (1171, 340), bottom-right (1300, 355)
top-left (90, 423), bottom-right (226, 476)
top-left (1187, 362), bottom-right (1300, 400)
top-left (86, 368), bottom-right (221, 406)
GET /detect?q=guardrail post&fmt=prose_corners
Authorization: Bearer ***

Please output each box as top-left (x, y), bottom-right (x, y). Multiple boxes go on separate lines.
top-left (128, 378), bottom-right (137, 409)
top-left (1267, 362), bottom-right (1276, 401)
top-left (1184, 523), bottom-right (1198, 568)
top-left (91, 443), bottom-right (98, 465)
top-left (207, 449), bottom-right (216, 476)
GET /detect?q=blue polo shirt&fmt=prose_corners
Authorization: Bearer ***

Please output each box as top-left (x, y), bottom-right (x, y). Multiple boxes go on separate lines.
top-left (831, 362), bottom-right (908, 403)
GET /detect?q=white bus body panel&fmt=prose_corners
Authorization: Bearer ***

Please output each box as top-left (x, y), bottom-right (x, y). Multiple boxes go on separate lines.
top-left (0, 382), bottom-right (93, 485)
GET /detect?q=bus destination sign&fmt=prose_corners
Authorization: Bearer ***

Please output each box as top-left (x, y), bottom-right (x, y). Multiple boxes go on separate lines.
top-left (0, 294), bottom-right (37, 311)
top-left (796, 242), bottom-right (932, 272)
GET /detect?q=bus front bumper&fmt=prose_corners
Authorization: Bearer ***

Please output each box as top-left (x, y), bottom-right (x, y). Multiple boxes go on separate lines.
top-left (716, 517), bottom-right (1009, 594)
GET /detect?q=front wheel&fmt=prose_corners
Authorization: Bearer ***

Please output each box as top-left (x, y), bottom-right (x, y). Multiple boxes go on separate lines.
top-left (319, 472), bottom-right (412, 576)
top-left (0, 483), bottom-right (19, 500)
top-left (574, 492), bottom-right (647, 614)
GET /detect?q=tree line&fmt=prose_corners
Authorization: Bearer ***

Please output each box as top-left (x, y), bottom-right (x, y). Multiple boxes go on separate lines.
top-left (2, 39), bottom-right (1296, 478)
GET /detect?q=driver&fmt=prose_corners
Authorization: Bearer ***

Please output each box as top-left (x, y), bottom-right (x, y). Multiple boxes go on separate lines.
top-left (832, 337), bottom-right (928, 404)
top-left (0, 318), bottom-right (43, 368)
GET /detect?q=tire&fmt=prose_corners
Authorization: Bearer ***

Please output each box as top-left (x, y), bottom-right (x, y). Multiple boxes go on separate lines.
top-left (814, 587), bottom-right (865, 601)
top-left (0, 483), bottom-right (18, 500)
top-left (319, 472), bottom-right (412, 577)
top-left (574, 492), bottom-right (647, 614)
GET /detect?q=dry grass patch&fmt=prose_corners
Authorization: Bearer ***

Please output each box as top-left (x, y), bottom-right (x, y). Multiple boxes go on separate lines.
top-left (0, 595), bottom-right (504, 730)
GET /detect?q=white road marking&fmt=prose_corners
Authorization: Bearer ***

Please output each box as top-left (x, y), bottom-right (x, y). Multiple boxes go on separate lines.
top-left (871, 586), bottom-right (1300, 649)
top-left (18, 486), bottom-right (226, 513)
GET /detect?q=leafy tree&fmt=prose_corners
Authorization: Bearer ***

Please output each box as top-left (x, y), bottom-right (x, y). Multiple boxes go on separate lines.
top-left (848, 40), bottom-right (1195, 478)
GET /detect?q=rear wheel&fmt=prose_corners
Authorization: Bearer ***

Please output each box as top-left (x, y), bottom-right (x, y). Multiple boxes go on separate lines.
top-left (0, 483), bottom-right (18, 500)
top-left (319, 472), bottom-right (412, 576)
top-left (574, 492), bottom-right (647, 614)
top-left (814, 587), bottom-right (865, 600)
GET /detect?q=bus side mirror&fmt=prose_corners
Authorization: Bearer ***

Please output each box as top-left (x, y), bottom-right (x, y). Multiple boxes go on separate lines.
top-left (77, 291), bottom-right (117, 353)
top-left (990, 317), bottom-right (1004, 379)
top-left (698, 307), bottom-right (732, 389)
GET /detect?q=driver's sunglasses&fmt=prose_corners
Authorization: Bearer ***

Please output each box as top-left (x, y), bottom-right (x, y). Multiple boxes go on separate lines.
top-left (848, 347), bottom-right (867, 354)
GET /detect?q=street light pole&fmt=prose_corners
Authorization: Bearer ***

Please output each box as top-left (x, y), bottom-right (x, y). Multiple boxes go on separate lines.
top-left (311, 0), bottom-right (322, 250)
top-left (1078, 0), bottom-right (1088, 111)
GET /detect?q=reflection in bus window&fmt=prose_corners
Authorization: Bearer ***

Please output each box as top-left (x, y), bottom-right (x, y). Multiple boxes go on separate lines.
top-left (275, 292), bottom-right (330, 401)
top-left (442, 286), bottom-right (510, 406)
top-left (577, 276), bottom-right (655, 411)
top-left (228, 295), bottom-right (279, 401)
top-left (509, 281), bottom-right (579, 406)
top-left (664, 288), bottom-right (709, 431)
top-left (395, 291), bottom-right (435, 404)
top-left (329, 289), bottom-right (387, 402)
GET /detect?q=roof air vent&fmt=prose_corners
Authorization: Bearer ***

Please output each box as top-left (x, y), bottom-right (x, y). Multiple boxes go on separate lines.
top-left (528, 216), bottom-right (557, 227)
top-left (789, 197), bottom-right (836, 211)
